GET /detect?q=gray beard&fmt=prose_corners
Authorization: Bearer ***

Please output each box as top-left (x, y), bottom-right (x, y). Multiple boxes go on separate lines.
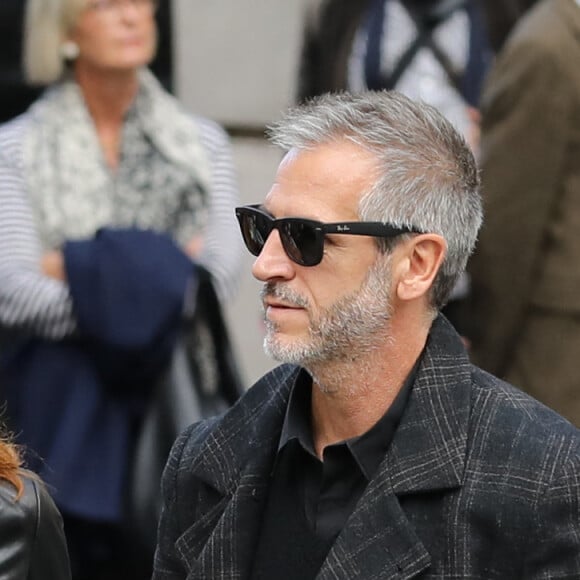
top-left (261, 255), bottom-right (393, 369)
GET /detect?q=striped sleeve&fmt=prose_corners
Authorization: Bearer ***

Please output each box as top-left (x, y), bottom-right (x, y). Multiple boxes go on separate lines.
top-left (195, 116), bottom-right (243, 302)
top-left (0, 116), bottom-right (77, 339)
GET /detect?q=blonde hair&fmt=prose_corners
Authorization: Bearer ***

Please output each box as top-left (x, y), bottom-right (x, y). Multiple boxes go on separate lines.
top-left (23, 0), bottom-right (87, 85)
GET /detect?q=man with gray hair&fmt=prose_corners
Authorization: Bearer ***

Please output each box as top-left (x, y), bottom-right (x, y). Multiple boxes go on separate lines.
top-left (153, 91), bottom-right (580, 579)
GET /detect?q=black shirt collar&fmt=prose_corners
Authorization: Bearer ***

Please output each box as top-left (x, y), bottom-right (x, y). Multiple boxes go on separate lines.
top-left (278, 359), bottom-right (420, 480)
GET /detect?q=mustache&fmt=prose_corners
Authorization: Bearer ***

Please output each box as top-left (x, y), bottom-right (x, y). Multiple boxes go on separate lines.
top-left (260, 282), bottom-right (309, 309)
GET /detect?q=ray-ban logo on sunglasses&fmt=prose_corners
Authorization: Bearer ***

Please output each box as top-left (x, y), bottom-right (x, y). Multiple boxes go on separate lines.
top-left (235, 204), bottom-right (419, 267)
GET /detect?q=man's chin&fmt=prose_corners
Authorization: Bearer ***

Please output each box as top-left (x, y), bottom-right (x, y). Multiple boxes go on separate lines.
top-left (264, 334), bottom-right (314, 365)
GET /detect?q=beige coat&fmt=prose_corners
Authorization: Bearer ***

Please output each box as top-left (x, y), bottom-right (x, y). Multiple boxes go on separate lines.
top-left (468, 0), bottom-right (580, 425)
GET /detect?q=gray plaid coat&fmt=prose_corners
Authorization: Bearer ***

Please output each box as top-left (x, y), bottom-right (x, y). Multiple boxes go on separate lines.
top-left (153, 316), bottom-right (580, 579)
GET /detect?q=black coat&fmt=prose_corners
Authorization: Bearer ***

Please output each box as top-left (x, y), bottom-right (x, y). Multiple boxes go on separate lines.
top-left (0, 477), bottom-right (71, 580)
top-left (153, 316), bottom-right (580, 579)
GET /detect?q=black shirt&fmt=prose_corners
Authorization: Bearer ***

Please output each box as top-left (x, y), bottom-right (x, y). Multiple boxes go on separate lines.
top-left (250, 366), bottom-right (416, 580)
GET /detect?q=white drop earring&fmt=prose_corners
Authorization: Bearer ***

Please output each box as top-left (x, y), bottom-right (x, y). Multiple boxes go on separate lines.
top-left (60, 41), bottom-right (80, 61)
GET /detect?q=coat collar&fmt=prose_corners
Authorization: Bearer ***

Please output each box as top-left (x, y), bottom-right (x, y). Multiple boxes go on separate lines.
top-left (179, 315), bottom-right (471, 579)
top-left (194, 315), bottom-right (470, 495)
top-left (187, 363), bottom-right (298, 496)
top-left (387, 314), bottom-right (471, 495)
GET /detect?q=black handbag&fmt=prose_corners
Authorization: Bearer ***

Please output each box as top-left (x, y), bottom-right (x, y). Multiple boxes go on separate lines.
top-left (125, 270), bottom-right (243, 559)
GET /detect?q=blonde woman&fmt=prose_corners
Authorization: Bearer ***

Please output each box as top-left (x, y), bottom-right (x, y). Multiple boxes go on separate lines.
top-left (0, 0), bottom-right (242, 578)
top-left (0, 436), bottom-right (71, 580)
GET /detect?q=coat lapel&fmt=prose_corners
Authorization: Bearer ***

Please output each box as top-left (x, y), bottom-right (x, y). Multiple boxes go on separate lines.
top-left (318, 485), bottom-right (431, 579)
top-left (319, 316), bottom-right (471, 579)
top-left (176, 472), bottom-right (272, 579)
top-left (387, 316), bottom-right (471, 496)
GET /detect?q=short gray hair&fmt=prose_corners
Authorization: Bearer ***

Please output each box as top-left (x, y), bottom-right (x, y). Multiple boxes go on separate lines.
top-left (23, 0), bottom-right (87, 85)
top-left (267, 91), bottom-right (482, 310)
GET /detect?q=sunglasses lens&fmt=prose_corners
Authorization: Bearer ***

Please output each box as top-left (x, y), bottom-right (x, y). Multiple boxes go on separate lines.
top-left (237, 208), bottom-right (324, 266)
top-left (238, 210), bottom-right (269, 256)
top-left (282, 221), bottom-right (322, 266)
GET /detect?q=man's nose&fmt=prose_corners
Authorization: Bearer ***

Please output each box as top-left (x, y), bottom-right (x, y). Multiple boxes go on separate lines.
top-left (251, 229), bottom-right (295, 282)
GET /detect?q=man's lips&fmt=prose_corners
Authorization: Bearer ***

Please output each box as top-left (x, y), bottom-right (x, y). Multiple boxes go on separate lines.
top-left (263, 297), bottom-right (307, 326)
top-left (264, 300), bottom-right (300, 310)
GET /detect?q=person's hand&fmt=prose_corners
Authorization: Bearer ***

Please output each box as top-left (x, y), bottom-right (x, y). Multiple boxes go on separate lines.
top-left (185, 235), bottom-right (204, 259)
top-left (41, 250), bottom-right (66, 281)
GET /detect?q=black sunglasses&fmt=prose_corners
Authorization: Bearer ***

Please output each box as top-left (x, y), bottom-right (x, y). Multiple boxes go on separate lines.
top-left (235, 204), bottom-right (418, 267)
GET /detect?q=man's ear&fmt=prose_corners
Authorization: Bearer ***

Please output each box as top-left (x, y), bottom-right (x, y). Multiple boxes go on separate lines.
top-left (395, 234), bottom-right (447, 302)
